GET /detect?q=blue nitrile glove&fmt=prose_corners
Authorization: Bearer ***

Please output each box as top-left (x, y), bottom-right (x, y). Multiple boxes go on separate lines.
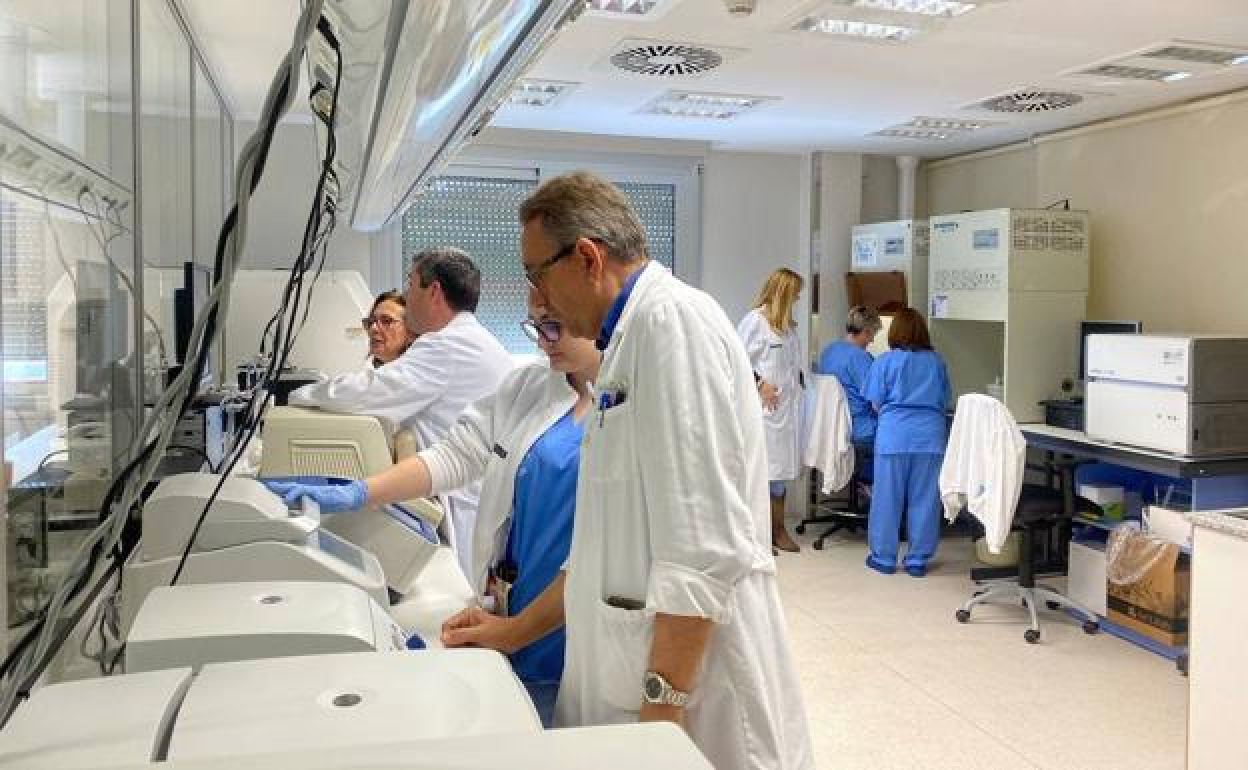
top-left (262, 479), bottom-right (368, 512)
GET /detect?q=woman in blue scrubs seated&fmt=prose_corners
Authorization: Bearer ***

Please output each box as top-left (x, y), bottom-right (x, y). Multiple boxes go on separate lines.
top-left (862, 307), bottom-right (951, 577)
top-left (265, 298), bottom-right (598, 726)
top-left (816, 305), bottom-right (884, 470)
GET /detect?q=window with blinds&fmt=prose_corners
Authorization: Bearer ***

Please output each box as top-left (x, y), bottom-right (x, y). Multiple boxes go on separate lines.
top-left (401, 175), bottom-right (676, 352)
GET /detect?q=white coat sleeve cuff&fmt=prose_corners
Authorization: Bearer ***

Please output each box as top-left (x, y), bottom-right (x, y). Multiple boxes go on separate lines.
top-left (418, 447), bottom-right (457, 497)
top-left (645, 561), bottom-right (735, 624)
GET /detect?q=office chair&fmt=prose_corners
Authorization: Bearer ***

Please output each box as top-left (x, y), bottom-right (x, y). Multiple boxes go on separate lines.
top-left (798, 375), bottom-right (866, 550)
top-left (942, 394), bottom-right (1101, 644)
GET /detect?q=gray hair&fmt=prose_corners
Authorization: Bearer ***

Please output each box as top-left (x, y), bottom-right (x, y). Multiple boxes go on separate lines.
top-left (517, 171), bottom-right (648, 265)
top-left (846, 305), bottom-right (883, 335)
top-left (408, 246), bottom-right (481, 312)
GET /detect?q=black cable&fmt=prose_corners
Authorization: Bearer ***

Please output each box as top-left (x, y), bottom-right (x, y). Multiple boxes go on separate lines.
top-left (169, 29), bottom-right (343, 588)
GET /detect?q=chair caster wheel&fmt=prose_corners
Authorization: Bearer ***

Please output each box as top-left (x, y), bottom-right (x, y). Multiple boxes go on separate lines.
top-left (1083, 620), bottom-right (1100, 634)
top-left (1177, 654), bottom-right (1189, 676)
top-left (795, 524), bottom-right (806, 535)
top-left (813, 540), bottom-right (824, 551)
top-left (1046, 600), bottom-right (1061, 611)
top-left (955, 609), bottom-right (971, 624)
top-left (1024, 629), bottom-right (1041, 644)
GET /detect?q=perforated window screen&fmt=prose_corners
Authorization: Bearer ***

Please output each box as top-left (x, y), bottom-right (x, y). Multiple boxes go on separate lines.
top-left (401, 175), bottom-right (676, 353)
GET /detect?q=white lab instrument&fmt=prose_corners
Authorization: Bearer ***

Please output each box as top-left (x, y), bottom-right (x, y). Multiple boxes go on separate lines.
top-left (1085, 334), bottom-right (1248, 456)
top-left (0, 667), bottom-right (193, 768)
top-left (121, 473), bottom-right (387, 631)
top-left (119, 723), bottom-right (715, 770)
top-left (165, 650), bottom-right (540, 761)
top-left (386, 546), bottom-right (476, 646)
top-left (223, 270), bottom-right (372, 378)
top-left (125, 582), bottom-right (406, 674)
top-left (851, 219), bottom-right (929, 312)
top-left (928, 208), bottom-right (1090, 422)
top-left (259, 405), bottom-right (393, 478)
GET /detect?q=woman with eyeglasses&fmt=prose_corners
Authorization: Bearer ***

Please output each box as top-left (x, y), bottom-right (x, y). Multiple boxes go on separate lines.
top-left (266, 297), bottom-right (599, 726)
top-left (363, 289), bottom-right (415, 367)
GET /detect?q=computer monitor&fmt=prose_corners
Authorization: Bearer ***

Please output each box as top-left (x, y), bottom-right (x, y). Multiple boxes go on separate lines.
top-left (174, 262), bottom-right (214, 381)
top-left (1079, 320), bottom-right (1142, 381)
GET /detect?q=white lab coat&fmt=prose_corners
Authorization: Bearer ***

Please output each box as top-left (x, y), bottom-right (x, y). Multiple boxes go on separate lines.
top-left (557, 263), bottom-right (813, 770)
top-left (737, 308), bottom-right (804, 481)
top-left (939, 393), bottom-right (1026, 554)
top-left (289, 312), bottom-right (513, 574)
top-left (418, 362), bottom-right (578, 595)
top-left (803, 375), bottom-right (854, 494)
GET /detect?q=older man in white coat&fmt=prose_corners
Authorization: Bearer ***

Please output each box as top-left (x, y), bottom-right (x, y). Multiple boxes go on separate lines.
top-left (441, 172), bottom-right (813, 770)
top-left (289, 247), bottom-right (512, 575)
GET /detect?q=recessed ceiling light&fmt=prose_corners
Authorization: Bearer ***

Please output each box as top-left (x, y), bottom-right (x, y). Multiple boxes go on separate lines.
top-left (641, 90), bottom-right (776, 119)
top-left (507, 80), bottom-right (579, 108)
top-left (1077, 64), bottom-right (1191, 83)
top-left (793, 17), bottom-right (920, 42)
top-left (584, 0), bottom-right (666, 17)
top-left (903, 116), bottom-right (997, 131)
top-left (1143, 44), bottom-right (1248, 67)
top-left (840, 0), bottom-right (978, 17)
top-left (872, 127), bottom-right (952, 140)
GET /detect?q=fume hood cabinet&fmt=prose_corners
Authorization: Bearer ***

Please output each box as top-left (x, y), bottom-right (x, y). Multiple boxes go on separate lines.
top-left (312, 0), bottom-right (583, 232)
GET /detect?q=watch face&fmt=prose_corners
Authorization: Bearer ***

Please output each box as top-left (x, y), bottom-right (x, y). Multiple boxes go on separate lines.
top-left (644, 673), bottom-right (663, 700)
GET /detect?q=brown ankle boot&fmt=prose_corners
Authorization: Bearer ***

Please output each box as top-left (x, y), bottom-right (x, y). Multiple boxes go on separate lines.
top-left (771, 496), bottom-right (800, 553)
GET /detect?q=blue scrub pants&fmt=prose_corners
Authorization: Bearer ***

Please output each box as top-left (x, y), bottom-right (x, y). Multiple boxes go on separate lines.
top-left (869, 453), bottom-right (943, 570)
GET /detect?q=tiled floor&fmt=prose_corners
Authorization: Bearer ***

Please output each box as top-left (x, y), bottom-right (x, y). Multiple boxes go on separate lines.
top-left (777, 526), bottom-right (1187, 770)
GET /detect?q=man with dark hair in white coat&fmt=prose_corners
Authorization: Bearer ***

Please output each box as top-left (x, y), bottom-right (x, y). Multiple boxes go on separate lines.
top-left (440, 172), bottom-right (813, 770)
top-left (289, 247), bottom-right (512, 575)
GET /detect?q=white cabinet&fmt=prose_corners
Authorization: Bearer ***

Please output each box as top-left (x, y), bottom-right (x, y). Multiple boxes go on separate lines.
top-left (1187, 512), bottom-right (1248, 770)
top-left (850, 219), bottom-right (929, 313)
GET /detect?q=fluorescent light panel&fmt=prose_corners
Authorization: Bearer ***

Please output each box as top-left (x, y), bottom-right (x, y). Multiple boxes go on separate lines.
top-left (584, 0), bottom-right (663, 16)
top-left (642, 90), bottom-right (774, 119)
top-left (845, 0), bottom-right (978, 17)
top-left (508, 80), bottom-right (578, 107)
top-left (872, 127), bottom-right (952, 140)
top-left (794, 17), bottom-right (919, 42)
top-left (903, 116), bottom-right (995, 131)
top-left (1080, 64), bottom-right (1191, 82)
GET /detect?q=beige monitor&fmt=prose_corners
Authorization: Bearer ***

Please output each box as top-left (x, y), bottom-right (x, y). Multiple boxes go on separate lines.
top-left (259, 407), bottom-right (394, 480)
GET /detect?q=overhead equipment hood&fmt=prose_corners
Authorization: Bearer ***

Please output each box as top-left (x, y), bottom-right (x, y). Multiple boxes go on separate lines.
top-left (313, 0), bottom-right (583, 232)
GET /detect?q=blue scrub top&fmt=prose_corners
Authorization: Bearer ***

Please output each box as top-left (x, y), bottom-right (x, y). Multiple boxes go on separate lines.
top-left (864, 349), bottom-right (951, 455)
top-left (817, 340), bottom-right (876, 443)
top-left (505, 409), bottom-right (582, 684)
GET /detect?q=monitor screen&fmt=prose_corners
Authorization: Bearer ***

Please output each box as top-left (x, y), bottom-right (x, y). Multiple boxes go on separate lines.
top-left (1079, 320), bottom-right (1142, 380)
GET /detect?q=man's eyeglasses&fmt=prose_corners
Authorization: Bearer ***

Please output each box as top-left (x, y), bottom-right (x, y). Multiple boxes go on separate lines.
top-left (362, 315), bottom-right (403, 331)
top-left (521, 318), bottom-right (563, 345)
top-left (524, 242), bottom-right (577, 291)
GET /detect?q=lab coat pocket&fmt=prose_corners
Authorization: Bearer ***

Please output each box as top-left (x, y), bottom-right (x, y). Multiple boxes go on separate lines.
top-left (594, 599), bottom-right (654, 717)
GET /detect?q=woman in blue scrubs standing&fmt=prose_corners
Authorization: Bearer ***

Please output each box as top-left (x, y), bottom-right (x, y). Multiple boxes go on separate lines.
top-left (863, 308), bottom-right (951, 577)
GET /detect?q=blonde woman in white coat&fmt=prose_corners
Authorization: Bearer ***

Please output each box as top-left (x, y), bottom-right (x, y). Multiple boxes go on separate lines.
top-left (267, 297), bottom-right (598, 726)
top-left (738, 268), bottom-right (805, 553)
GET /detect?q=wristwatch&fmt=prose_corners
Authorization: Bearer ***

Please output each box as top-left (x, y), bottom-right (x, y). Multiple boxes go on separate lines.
top-left (642, 670), bottom-right (690, 708)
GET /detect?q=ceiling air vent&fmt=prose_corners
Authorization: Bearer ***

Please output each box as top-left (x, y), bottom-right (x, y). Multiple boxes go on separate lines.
top-left (609, 41), bottom-right (725, 76)
top-left (1077, 64), bottom-right (1189, 83)
top-left (971, 89), bottom-right (1084, 113)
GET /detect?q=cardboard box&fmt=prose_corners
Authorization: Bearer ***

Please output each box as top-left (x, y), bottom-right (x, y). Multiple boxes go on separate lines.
top-left (1106, 532), bottom-right (1190, 647)
top-left (1145, 505), bottom-right (1193, 549)
top-left (1079, 482), bottom-right (1125, 520)
top-left (1068, 540), bottom-right (1107, 617)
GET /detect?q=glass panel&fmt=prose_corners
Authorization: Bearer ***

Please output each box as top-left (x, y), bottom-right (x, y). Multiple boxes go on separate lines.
top-left (138, 0), bottom-right (191, 397)
top-left (400, 176), bottom-right (677, 353)
top-left (0, 0), bottom-right (134, 183)
top-left (2, 173), bottom-right (137, 627)
top-left (192, 60), bottom-right (223, 270)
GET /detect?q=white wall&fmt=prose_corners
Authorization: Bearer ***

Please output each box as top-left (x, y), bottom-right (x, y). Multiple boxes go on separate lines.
top-left (701, 151), bottom-right (810, 334)
top-left (234, 119), bottom-right (376, 283)
top-left (815, 153), bottom-right (866, 355)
